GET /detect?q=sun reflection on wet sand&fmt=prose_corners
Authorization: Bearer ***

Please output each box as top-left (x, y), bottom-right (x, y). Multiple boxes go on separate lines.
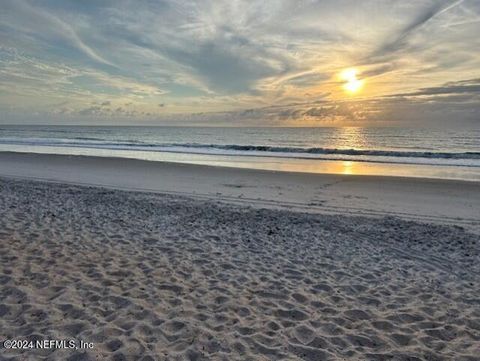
top-left (342, 161), bottom-right (353, 175)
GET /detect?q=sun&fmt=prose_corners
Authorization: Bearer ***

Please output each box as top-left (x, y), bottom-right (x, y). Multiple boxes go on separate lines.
top-left (340, 69), bottom-right (364, 94)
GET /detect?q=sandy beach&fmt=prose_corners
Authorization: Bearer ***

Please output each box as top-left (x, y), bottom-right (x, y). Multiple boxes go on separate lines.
top-left (0, 152), bottom-right (479, 231)
top-left (1, 153), bottom-right (480, 360)
top-left (3, 0), bottom-right (480, 358)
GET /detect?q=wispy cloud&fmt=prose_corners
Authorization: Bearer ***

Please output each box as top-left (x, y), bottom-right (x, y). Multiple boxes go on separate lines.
top-left (370, 0), bottom-right (464, 60)
top-left (0, 0), bottom-right (479, 125)
top-left (1, 0), bottom-right (114, 66)
top-left (388, 78), bottom-right (480, 97)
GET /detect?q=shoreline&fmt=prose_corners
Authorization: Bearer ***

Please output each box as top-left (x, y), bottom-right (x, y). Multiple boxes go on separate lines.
top-left (1, 146), bottom-right (479, 182)
top-left (4, 149), bottom-right (480, 183)
top-left (0, 151), bottom-right (479, 231)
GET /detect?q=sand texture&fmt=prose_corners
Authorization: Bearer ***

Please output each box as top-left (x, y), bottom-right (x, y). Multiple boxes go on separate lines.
top-left (0, 152), bottom-right (479, 232)
top-left (0, 178), bottom-right (479, 360)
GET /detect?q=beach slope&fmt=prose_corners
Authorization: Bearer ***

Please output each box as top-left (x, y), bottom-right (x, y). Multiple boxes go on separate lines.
top-left (0, 152), bottom-right (479, 230)
top-left (0, 153), bottom-right (479, 360)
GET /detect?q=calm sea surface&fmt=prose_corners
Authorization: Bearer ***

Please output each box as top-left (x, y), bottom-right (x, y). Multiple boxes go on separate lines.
top-left (1, 125), bottom-right (479, 181)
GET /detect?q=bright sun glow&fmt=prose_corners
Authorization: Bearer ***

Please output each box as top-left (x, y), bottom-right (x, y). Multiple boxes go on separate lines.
top-left (340, 69), bottom-right (364, 94)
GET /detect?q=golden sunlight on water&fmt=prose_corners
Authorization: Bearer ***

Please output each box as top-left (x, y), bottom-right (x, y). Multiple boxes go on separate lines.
top-left (332, 127), bottom-right (367, 149)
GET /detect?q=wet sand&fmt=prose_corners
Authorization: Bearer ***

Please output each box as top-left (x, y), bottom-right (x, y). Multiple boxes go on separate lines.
top-left (0, 152), bottom-right (479, 231)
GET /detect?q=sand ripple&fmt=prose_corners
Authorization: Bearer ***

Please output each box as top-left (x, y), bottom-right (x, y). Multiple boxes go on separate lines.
top-left (0, 179), bottom-right (479, 360)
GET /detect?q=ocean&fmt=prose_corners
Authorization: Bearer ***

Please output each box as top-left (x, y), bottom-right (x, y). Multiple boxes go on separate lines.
top-left (1, 125), bottom-right (479, 181)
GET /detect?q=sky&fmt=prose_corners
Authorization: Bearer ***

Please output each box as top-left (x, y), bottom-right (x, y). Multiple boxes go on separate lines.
top-left (0, 0), bottom-right (479, 126)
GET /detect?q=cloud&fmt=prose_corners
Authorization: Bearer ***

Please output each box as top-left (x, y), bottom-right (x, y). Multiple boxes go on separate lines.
top-left (162, 39), bottom-right (291, 94)
top-left (283, 72), bottom-right (330, 87)
top-left (370, 0), bottom-right (464, 60)
top-left (0, 47), bottom-right (166, 107)
top-left (1, 0), bottom-right (114, 66)
top-left (77, 105), bottom-right (103, 116)
top-left (1, 0), bottom-right (480, 125)
top-left (387, 78), bottom-right (480, 97)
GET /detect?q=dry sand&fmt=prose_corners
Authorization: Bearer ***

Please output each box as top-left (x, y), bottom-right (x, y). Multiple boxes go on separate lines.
top-left (0, 174), bottom-right (479, 360)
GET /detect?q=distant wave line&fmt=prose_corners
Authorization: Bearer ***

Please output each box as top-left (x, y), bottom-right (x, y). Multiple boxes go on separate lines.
top-left (0, 138), bottom-right (479, 160)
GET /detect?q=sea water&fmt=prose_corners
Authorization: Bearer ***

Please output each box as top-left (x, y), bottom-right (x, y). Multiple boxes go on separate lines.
top-left (1, 125), bottom-right (479, 181)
